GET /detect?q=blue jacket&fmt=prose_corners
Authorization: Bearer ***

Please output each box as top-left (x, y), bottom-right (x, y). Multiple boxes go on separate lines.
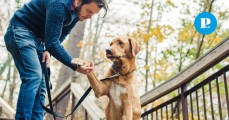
top-left (10, 0), bottom-right (79, 70)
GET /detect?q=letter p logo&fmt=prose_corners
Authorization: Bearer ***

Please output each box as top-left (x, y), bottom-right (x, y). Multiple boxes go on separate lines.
top-left (194, 12), bottom-right (217, 35)
top-left (200, 18), bottom-right (211, 28)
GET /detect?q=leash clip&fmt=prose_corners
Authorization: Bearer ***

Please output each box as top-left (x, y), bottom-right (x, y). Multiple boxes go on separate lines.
top-left (65, 114), bottom-right (70, 119)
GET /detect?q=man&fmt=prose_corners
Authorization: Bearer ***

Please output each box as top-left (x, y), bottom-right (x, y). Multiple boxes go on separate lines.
top-left (4, 0), bottom-right (108, 119)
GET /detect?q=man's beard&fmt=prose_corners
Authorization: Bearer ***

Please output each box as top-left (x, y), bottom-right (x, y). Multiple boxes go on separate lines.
top-left (75, 5), bottom-right (82, 18)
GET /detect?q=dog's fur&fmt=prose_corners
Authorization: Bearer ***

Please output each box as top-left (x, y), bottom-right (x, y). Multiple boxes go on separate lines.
top-left (86, 36), bottom-right (141, 120)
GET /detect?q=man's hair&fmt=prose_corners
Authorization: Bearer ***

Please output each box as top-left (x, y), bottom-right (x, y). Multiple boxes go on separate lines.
top-left (82, 0), bottom-right (108, 17)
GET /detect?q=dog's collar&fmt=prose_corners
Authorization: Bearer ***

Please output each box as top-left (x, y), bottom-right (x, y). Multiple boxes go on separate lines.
top-left (112, 64), bottom-right (119, 73)
top-left (112, 64), bottom-right (136, 76)
top-left (100, 64), bottom-right (136, 81)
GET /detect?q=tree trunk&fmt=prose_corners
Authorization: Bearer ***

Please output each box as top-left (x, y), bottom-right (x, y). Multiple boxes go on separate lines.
top-left (1, 67), bottom-right (10, 98)
top-left (8, 65), bottom-right (18, 106)
top-left (91, 15), bottom-right (100, 61)
top-left (0, 53), bottom-right (11, 76)
top-left (1, 54), bottom-right (11, 98)
top-left (145, 0), bottom-right (155, 92)
top-left (196, 0), bottom-right (214, 59)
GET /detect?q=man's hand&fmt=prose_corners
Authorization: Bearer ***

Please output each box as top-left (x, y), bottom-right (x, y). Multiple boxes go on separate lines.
top-left (77, 61), bottom-right (94, 75)
top-left (71, 58), bottom-right (94, 75)
top-left (42, 51), bottom-right (51, 67)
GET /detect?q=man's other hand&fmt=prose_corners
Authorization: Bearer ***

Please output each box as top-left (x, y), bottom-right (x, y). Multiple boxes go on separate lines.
top-left (42, 51), bottom-right (51, 67)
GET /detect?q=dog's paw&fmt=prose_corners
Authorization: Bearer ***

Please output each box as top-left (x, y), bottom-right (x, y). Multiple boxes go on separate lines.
top-left (71, 58), bottom-right (86, 66)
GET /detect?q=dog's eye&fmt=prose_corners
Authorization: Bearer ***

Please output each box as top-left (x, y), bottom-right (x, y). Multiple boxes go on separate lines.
top-left (118, 41), bottom-right (123, 45)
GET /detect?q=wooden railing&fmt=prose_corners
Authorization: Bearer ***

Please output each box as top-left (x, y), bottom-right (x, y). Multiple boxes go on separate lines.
top-left (140, 36), bottom-right (229, 120)
top-left (0, 97), bottom-right (15, 119)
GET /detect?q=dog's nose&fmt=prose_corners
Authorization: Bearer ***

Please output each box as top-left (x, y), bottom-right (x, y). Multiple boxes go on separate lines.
top-left (106, 49), bottom-right (112, 54)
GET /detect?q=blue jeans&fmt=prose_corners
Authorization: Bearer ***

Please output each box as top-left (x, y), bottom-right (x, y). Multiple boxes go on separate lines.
top-left (4, 25), bottom-right (46, 120)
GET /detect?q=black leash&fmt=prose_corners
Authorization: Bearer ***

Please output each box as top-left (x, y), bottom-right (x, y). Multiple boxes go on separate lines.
top-left (39, 63), bottom-right (121, 119)
top-left (39, 63), bottom-right (64, 119)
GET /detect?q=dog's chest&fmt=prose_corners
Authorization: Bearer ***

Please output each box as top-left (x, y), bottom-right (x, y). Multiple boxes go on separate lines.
top-left (109, 82), bottom-right (128, 107)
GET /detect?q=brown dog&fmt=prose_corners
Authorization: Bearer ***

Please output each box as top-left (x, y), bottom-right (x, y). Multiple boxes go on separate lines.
top-left (86, 36), bottom-right (141, 120)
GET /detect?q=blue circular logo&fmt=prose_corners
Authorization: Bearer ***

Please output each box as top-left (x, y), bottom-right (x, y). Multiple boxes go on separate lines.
top-left (194, 12), bottom-right (217, 35)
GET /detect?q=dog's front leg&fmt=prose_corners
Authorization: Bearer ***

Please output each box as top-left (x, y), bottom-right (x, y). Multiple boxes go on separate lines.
top-left (122, 99), bottom-right (133, 120)
top-left (87, 72), bottom-right (110, 97)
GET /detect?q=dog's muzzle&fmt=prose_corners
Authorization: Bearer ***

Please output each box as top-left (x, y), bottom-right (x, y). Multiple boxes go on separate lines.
top-left (106, 49), bottom-right (113, 58)
top-left (106, 49), bottom-right (124, 60)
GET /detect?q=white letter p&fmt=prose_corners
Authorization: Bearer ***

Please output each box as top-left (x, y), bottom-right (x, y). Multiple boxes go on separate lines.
top-left (200, 18), bottom-right (211, 28)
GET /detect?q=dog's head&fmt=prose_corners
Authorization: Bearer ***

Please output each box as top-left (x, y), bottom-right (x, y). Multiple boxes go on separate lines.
top-left (106, 36), bottom-right (140, 61)
top-left (105, 36), bottom-right (140, 75)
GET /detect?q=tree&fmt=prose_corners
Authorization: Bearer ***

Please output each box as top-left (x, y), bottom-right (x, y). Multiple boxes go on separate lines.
top-left (130, 0), bottom-right (175, 92)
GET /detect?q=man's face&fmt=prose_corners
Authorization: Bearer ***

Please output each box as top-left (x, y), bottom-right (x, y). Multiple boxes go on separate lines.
top-left (77, 2), bottom-right (101, 21)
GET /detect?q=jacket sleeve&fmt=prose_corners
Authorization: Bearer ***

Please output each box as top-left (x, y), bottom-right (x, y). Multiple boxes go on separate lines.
top-left (59, 29), bottom-right (71, 43)
top-left (44, 2), bottom-right (76, 70)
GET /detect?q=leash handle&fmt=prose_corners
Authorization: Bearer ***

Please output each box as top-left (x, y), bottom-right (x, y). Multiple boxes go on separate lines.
top-left (41, 62), bottom-right (58, 120)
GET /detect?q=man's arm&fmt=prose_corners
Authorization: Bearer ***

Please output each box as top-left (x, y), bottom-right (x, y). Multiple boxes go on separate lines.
top-left (59, 29), bottom-right (71, 43)
top-left (44, 2), bottom-right (76, 70)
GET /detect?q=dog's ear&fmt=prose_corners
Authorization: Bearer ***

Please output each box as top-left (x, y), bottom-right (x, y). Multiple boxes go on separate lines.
top-left (128, 37), bottom-right (140, 57)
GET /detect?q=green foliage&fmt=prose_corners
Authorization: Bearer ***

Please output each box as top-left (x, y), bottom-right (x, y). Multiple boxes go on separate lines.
top-left (15, 0), bottom-right (21, 8)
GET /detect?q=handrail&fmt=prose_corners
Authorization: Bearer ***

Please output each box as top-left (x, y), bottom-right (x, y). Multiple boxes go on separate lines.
top-left (0, 97), bottom-right (15, 119)
top-left (141, 36), bottom-right (229, 107)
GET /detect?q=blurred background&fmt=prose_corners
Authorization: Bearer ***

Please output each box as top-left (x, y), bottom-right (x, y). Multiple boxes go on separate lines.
top-left (0, 0), bottom-right (229, 119)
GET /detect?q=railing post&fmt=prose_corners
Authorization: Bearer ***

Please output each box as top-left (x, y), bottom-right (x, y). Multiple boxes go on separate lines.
top-left (71, 93), bottom-right (76, 120)
top-left (0, 107), bottom-right (2, 117)
top-left (85, 109), bottom-right (88, 120)
top-left (181, 85), bottom-right (188, 120)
